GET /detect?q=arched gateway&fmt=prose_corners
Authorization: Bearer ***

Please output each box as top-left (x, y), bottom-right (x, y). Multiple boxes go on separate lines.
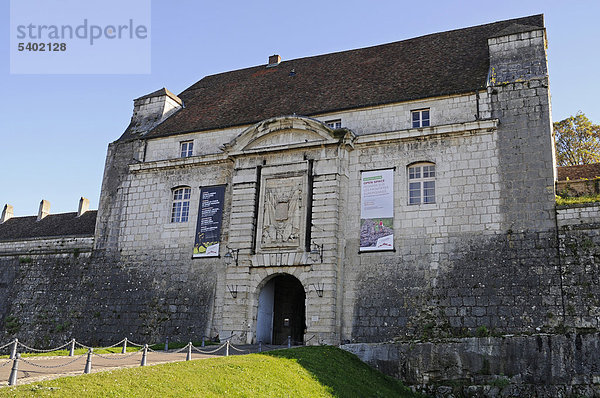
top-left (256, 274), bottom-right (306, 345)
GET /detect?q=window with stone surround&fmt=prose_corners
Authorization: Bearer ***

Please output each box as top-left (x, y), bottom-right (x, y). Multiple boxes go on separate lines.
top-left (408, 163), bottom-right (435, 205)
top-left (180, 141), bottom-right (194, 158)
top-left (325, 119), bottom-right (342, 129)
top-left (411, 109), bottom-right (430, 128)
top-left (171, 187), bottom-right (191, 222)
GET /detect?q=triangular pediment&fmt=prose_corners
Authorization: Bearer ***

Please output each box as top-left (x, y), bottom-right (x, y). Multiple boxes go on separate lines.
top-left (222, 116), bottom-right (353, 154)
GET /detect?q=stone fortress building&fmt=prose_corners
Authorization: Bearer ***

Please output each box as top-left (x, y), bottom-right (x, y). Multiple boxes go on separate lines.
top-left (2, 14), bottom-right (600, 394)
top-left (95, 13), bottom-right (559, 345)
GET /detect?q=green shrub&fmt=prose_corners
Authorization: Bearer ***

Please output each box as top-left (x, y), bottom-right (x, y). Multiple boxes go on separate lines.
top-left (4, 315), bottom-right (20, 335)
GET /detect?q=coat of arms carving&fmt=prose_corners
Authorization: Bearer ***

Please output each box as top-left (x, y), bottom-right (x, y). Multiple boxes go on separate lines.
top-left (260, 176), bottom-right (304, 248)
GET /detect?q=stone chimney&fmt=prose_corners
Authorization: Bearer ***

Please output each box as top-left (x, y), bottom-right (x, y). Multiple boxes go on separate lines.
top-left (128, 88), bottom-right (183, 135)
top-left (268, 54), bottom-right (281, 67)
top-left (37, 199), bottom-right (50, 221)
top-left (77, 197), bottom-right (90, 217)
top-left (1, 204), bottom-right (13, 223)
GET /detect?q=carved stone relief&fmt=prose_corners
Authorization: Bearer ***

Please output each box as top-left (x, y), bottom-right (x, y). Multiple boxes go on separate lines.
top-left (260, 175), bottom-right (304, 249)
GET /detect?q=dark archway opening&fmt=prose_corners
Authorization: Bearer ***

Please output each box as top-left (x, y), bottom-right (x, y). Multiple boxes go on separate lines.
top-left (256, 274), bottom-right (306, 345)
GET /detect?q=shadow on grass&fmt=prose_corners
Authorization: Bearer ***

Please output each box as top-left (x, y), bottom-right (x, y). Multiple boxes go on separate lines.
top-left (263, 346), bottom-right (421, 398)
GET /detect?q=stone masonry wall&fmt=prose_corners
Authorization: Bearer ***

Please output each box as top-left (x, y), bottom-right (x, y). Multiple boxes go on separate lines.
top-left (0, 236), bottom-right (94, 256)
top-left (488, 29), bottom-right (555, 233)
top-left (343, 333), bottom-right (600, 398)
top-left (0, 250), bottom-right (218, 347)
top-left (94, 140), bottom-right (140, 251)
top-left (558, 203), bottom-right (600, 329)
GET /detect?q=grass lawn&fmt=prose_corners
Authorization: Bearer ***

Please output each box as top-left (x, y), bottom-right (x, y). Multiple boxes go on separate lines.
top-left (0, 346), bottom-right (419, 397)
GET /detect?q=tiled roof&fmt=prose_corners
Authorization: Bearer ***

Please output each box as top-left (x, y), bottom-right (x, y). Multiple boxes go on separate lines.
top-left (557, 164), bottom-right (600, 181)
top-left (0, 211), bottom-right (97, 242)
top-left (121, 15), bottom-right (544, 140)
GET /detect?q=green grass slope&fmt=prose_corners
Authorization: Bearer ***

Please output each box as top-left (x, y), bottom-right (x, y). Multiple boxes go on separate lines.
top-left (1, 346), bottom-right (419, 397)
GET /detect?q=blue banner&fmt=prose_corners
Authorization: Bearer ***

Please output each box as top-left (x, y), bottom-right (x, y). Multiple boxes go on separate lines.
top-left (193, 185), bottom-right (225, 258)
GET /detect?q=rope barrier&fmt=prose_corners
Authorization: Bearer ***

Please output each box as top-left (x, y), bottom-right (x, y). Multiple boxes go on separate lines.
top-left (191, 342), bottom-right (227, 354)
top-left (0, 335), bottom-right (308, 386)
top-left (74, 339), bottom-right (126, 350)
top-left (166, 345), bottom-right (190, 354)
top-left (3, 335), bottom-right (297, 364)
top-left (19, 355), bottom-right (84, 369)
top-left (101, 338), bottom-right (127, 349)
top-left (18, 340), bottom-right (72, 353)
top-left (74, 341), bottom-right (93, 349)
top-left (126, 340), bottom-right (146, 347)
top-left (93, 350), bottom-right (141, 360)
top-left (228, 344), bottom-right (250, 353)
top-left (0, 341), bottom-right (14, 351)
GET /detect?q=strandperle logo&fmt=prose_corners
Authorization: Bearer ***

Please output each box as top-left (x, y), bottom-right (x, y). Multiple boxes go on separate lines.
top-left (10, 0), bottom-right (151, 74)
top-left (15, 19), bottom-right (148, 45)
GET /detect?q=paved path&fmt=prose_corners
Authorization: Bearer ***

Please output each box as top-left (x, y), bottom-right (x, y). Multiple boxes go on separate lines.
top-left (0, 351), bottom-right (214, 386)
top-left (0, 344), bottom-right (288, 387)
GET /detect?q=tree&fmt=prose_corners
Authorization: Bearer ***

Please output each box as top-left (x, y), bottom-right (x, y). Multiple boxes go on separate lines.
top-left (554, 112), bottom-right (600, 166)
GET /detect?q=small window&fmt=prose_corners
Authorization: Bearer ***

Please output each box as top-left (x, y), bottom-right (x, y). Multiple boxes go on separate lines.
top-left (408, 163), bottom-right (435, 205)
top-left (180, 141), bottom-right (194, 158)
top-left (326, 119), bottom-right (342, 129)
top-left (411, 109), bottom-right (430, 128)
top-left (171, 187), bottom-right (191, 222)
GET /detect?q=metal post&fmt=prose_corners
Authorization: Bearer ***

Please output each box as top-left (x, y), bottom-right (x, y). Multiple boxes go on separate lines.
top-left (225, 340), bottom-right (230, 357)
top-left (141, 344), bottom-right (147, 366)
top-left (287, 336), bottom-right (291, 348)
top-left (186, 342), bottom-right (192, 361)
top-left (201, 336), bottom-right (205, 347)
top-left (258, 341), bottom-right (262, 353)
top-left (8, 354), bottom-right (20, 386)
top-left (10, 339), bottom-right (18, 360)
top-left (122, 338), bottom-right (128, 354)
top-left (165, 336), bottom-right (169, 352)
top-left (84, 348), bottom-right (93, 374)
top-left (69, 339), bottom-right (75, 356)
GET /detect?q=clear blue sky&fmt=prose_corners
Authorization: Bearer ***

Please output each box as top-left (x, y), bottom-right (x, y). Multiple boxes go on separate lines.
top-left (1, 0), bottom-right (599, 216)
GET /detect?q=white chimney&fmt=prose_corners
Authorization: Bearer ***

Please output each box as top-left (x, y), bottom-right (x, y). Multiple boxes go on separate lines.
top-left (37, 199), bottom-right (50, 221)
top-left (78, 197), bottom-right (90, 217)
top-left (1, 204), bottom-right (13, 223)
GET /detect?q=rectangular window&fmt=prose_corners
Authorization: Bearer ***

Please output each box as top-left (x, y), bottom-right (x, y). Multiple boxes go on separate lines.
top-left (326, 119), bottom-right (342, 129)
top-left (408, 164), bottom-right (435, 205)
top-left (411, 109), bottom-right (430, 128)
top-left (171, 187), bottom-right (191, 222)
top-left (180, 141), bottom-right (193, 158)
top-left (423, 181), bottom-right (435, 204)
top-left (409, 182), bottom-right (421, 204)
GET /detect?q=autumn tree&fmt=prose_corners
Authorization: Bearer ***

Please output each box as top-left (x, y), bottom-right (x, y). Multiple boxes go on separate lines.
top-left (554, 112), bottom-right (600, 166)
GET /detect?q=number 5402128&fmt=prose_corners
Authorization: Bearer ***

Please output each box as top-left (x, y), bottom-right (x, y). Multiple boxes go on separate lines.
top-left (18, 43), bottom-right (66, 51)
